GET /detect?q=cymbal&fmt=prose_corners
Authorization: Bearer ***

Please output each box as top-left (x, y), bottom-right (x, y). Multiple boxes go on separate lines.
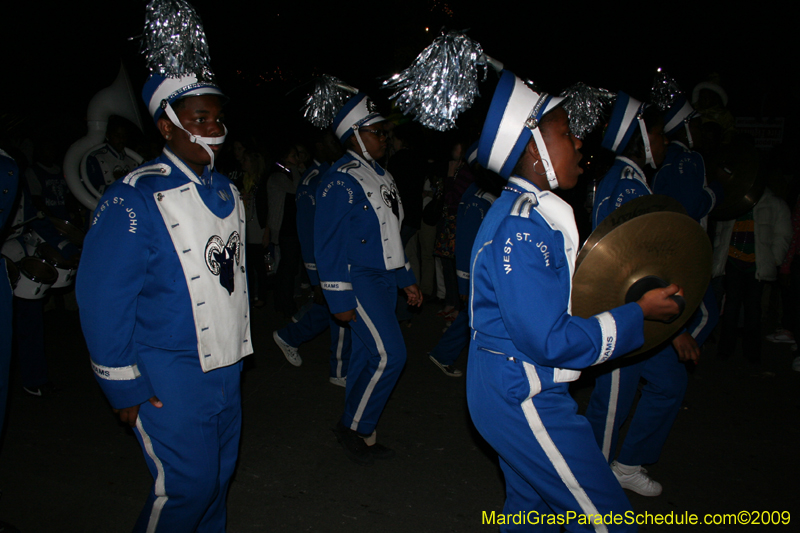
top-left (48, 217), bottom-right (85, 248)
top-left (572, 210), bottom-right (711, 357)
top-left (577, 195), bottom-right (687, 272)
top-left (711, 139), bottom-right (764, 220)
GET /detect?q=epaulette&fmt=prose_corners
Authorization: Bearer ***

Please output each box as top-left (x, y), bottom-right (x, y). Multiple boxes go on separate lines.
top-left (122, 164), bottom-right (171, 187)
top-left (302, 168), bottom-right (320, 186)
top-left (621, 166), bottom-right (636, 180)
top-left (335, 159), bottom-right (361, 174)
top-left (510, 192), bottom-right (538, 218)
top-left (475, 189), bottom-right (498, 203)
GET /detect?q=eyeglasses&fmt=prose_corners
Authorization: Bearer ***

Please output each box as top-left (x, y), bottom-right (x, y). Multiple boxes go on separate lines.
top-left (358, 128), bottom-right (388, 138)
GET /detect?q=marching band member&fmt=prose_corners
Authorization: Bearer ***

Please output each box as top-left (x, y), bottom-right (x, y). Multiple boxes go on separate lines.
top-left (466, 71), bottom-right (682, 531)
top-left (586, 92), bottom-right (691, 497)
top-left (314, 90), bottom-right (422, 465)
top-left (76, 2), bottom-right (251, 529)
top-left (273, 130), bottom-right (351, 387)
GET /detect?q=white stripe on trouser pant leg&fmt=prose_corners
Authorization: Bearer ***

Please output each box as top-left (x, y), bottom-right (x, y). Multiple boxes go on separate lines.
top-left (335, 326), bottom-right (345, 377)
top-left (602, 368), bottom-right (621, 461)
top-left (136, 417), bottom-right (169, 533)
top-left (520, 362), bottom-right (608, 533)
top-left (350, 297), bottom-right (388, 431)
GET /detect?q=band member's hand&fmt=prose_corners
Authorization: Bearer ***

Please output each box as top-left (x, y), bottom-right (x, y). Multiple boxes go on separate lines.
top-left (637, 284), bottom-right (683, 322)
top-left (113, 396), bottom-right (163, 427)
top-left (673, 332), bottom-right (700, 363)
top-left (404, 284), bottom-right (423, 307)
top-left (334, 309), bottom-right (357, 323)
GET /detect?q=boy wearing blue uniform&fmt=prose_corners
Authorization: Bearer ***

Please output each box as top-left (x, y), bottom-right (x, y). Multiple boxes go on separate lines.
top-left (467, 71), bottom-right (682, 532)
top-left (273, 132), bottom-right (351, 386)
top-left (77, 69), bottom-right (250, 531)
top-left (314, 92), bottom-right (422, 464)
top-left (586, 93), bottom-right (697, 498)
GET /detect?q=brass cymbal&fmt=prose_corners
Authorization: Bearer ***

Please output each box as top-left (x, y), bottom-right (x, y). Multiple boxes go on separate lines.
top-left (572, 211), bottom-right (711, 357)
top-left (48, 217), bottom-right (85, 248)
top-left (577, 195), bottom-right (687, 271)
top-left (710, 139), bottom-right (763, 221)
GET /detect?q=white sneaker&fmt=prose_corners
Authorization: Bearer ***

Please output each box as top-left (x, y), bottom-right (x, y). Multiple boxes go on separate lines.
top-left (766, 329), bottom-right (795, 343)
top-left (273, 331), bottom-right (302, 366)
top-left (329, 376), bottom-right (347, 387)
top-left (610, 461), bottom-right (662, 496)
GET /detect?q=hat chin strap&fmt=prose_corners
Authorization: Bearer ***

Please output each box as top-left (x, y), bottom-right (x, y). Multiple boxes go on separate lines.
top-left (163, 102), bottom-right (227, 171)
top-left (352, 126), bottom-right (374, 163)
top-left (637, 117), bottom-right (656, 169)
top-left (532, 127), bottom-right (559, 190)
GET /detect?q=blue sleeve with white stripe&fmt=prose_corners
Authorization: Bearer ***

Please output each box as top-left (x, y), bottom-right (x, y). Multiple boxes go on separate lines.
top-left (76, 182), bottom-right (155, 409)
top-left (394, 258), bottom-right (416, 289)
top-left (484, 215), bottom-right (645, 369)
top-left (314, 171), bottom-right (357, 314)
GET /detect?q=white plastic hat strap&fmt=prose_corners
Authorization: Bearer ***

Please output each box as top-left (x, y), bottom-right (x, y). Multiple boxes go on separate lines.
top-left (352, 125), bottom-right (374, 163)
top-left (685, 122), bottom-right (694, 149)
top-left (163, 101), bottom-right (228, 171)
top-left (637, 116), bottom-right (655, 169)
top-left (531, 127), bottom-right (558, 190)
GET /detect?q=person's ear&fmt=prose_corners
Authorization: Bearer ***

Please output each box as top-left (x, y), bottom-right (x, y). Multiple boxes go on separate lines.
top-left (525, 137), bottom-right (540, 162)
top-left (157, 117), bottom-right (174, 141)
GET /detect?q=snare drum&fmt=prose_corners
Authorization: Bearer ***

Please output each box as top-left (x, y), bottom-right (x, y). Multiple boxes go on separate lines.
top-left (14, 257), bottom-right (58, 299)
top-left (1, 238), bottom-right (25, 262)
top-left (2, 256), bottom-right (19, 289)
top-left (35, 243), bottom-right (76, 288)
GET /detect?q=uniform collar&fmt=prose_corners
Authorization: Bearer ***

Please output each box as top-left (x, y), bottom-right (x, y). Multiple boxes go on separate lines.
top-left (506, 175), bottom-right (540, 195)
top-left (162, 146), bottom-right (213, 187)
top-left (347, 149), bottom-right (385, 176)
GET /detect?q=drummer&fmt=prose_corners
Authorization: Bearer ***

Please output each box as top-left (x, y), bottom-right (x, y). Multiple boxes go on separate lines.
top-left (586, 93), bottom-right (696, 497)
top-left (467, 72), bottom-right (682, 530)
top-left (3, 167), bottom-right (80, 397)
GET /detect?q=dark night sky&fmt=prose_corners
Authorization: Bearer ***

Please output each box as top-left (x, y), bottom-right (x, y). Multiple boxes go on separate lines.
top-left (2, 1), bottom-right (792, 146)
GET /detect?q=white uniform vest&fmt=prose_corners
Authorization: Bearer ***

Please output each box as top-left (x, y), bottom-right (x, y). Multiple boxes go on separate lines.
top-left (155, 182), bottom-right (252, 371)
top-left (345, 152), bottom-right (405, 270)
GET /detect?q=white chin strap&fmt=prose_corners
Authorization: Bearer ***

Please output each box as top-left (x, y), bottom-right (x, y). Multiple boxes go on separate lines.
top-left (163, 101), bottom-right (227, 171)
top-left (352, 126), bottom-right (374, 163)
top-left (685, 122), bottom-right (694, 149)
top-left (532, 127), bottom-right (559, 190)
top-left (637, 116), bottom-right (655, 169)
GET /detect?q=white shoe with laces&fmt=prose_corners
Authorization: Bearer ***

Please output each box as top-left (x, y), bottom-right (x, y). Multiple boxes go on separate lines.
top-left (273, 331), bottom-right (302, 366)
top-left (611, 461), bottom-right (662, 496)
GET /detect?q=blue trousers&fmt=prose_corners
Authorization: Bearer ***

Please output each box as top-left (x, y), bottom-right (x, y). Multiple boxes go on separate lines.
top-left (429, 306), bottom-right (469, 365)
top-left (585, 346), bottom-right (687, 466)
top-left (278, 302), bottom-right (350, 379)
top-left (467, 347), bottom-right (635, 532)
top-left (343, 267), bottom-right (407, 435)
top-left (133, 346), bottom-right (242, 533)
